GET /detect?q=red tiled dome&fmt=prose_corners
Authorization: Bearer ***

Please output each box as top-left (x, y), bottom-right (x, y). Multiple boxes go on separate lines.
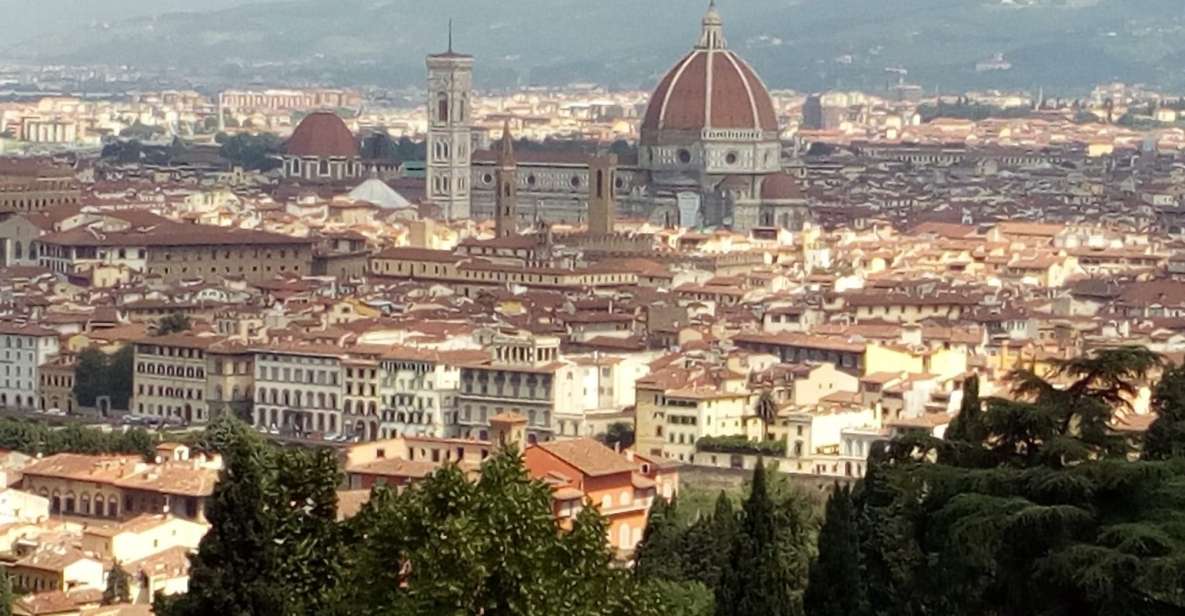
top-left (760, 173), bottom-right (805, 201)
top-left (641, 50), bottom-right (778, 139)
top-left (286, 112), bottom-right (358, 158)
top-left (640, 6), bottom-right (777, 145)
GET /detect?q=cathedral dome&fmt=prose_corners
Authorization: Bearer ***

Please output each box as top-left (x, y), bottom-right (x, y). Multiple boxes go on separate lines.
top-left (286, 112), bottom-right (359, 158)
top-left (640, 4), bottom-right (778, 145)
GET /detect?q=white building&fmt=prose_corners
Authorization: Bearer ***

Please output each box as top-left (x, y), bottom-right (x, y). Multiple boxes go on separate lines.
top-left (253, 347), bottom-right (344, 437)
top-left (0, 323), bottom-right (60, 411)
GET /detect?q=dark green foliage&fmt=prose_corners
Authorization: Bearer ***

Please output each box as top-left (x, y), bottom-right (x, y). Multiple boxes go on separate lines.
top-left (154, 313), bottom-right (192, 336)
top-left (717, 462), bottom-right (801, 616)
top-left (803, 485), bottom-right (867, 616)
top-left (217, 133), bottom-right (283, 171)
top-left (945, 374), bottom-right (983, 444)
top-left (646, 579), bottom-right (715, 616)
top-left (1146, 363), bottom-right (1185, 460)
top-left (0, 566), bottom-right (12, 616)
top-left (697, 435), bottom-right (786, 457)
top-left (103, 562), bottom-right (132, 605)
top-left (807, 347), bottom-right (1185, 616)
top-left (601, 421), bottom-right (635, 450)
top-left (73, 346), bottom-right (134, 410)
top-left (635, 497), bottom-right (685, 582)
top-left (158, 418), bottom-right (343, 616)
top-left (361, 132), bottom-right (425, 161)
top-left (335, 446), bottom-right (658, 616)
top-left (0, 417), bottom-right (154, 459)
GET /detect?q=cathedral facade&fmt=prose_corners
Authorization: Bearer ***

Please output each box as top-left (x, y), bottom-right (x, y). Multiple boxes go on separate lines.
top-left (431, 3), bottom-right (808, 233)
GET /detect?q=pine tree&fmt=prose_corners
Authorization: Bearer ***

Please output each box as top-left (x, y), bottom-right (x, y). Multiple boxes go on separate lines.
top-left (803, 485), bottom-right (868, 616)
top-left (717, 462), bottom-right (797, 616)
top-left (102, 562), bottom-right (132, 605)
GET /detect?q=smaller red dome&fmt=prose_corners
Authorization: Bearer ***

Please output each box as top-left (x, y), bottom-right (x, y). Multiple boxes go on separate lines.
top-left (286, 112), bottom-right (358, 158)
top-left (761, 173), bottom-right (805, 201)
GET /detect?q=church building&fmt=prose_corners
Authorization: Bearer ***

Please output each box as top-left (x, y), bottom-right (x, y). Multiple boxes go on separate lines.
top-left (432, 2), bottom-right (808, 233)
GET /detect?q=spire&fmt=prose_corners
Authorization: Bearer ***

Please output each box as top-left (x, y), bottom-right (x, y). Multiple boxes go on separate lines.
top-left (447, 19), bottom-right (453, 53)
top-left (498, 119), bottom-right (515, 166)
top-left (697, 0), bottom-right (726, 50)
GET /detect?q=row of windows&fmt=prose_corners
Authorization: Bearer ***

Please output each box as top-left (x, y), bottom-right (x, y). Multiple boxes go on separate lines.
top-left (138, 345), bottom-right (205, 359)
top-left (137, 362), bottom-right (205, 379)
top-left (257, 365), bottom-right (340, 386)
top-left (255, 387), bottom-right (339, 410)
top-left (138, 384), bottom-right (203, 400)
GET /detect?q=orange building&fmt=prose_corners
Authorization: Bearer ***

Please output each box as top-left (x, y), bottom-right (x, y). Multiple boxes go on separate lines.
top-left (523, 438), bottom-right (660, 556)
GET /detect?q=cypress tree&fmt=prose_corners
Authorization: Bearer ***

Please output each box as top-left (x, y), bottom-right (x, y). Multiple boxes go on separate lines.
top-left (635, 497), bottom-right (685, 581)
top-left (717, 461), bottom-right (796, 616)
top-left (1146, 363), bottom-right (1185, 460)
top-left (103, 562), bottom-right (132, 605)
top-left (945, 374), bottom-right (982, 444)
top-left (0, 566), bottom-right (12, 616)
top-left (803, 485), bottom-right (868, 616)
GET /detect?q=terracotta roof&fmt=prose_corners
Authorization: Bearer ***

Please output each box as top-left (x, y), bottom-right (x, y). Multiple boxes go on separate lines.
top-left (15, 591), bottom-right (78, 615)
top-left (286, 112), bottom-right (359, 158)
top-left (348, 458), bottom-right (439, 479)
top-left (760, 173), bottom-right (805, 201)
top-left (38, 222), bottom-right (311, 248)
top-left (114, 464), bottom-right (219, 497)
top-left (533, 438), bottom-right (636, 477)
top-left (21, 454), bottom-right (141, 483)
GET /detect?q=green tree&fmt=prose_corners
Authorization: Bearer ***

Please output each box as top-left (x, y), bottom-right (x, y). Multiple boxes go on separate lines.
top-left (0, 566), bottom-right (12, 616)
top-left (73, 348), bottom-right (107, 408)
top-left (218, 133), bottom-right (283, 171)
top-left (1146, 363), bottom-right (1185, 460)
top-left (337, 447), bottom-right (659, 616)
top-left (717, 461), bottom-right (798, 616)
top-left (646, 579), bottom-right (714, 616)
top-left (154, 313), bottom-right (192, 336)
top-left (635, 497), bottom-right (684, 582)
top-left (72, 346), bottom-right (134, 411)
top-left (945, 373), bottom-right (982, 444)
top-left (107, 345), bottom-right (135, 411)
top-left (803, 485), bottom-right (867, 616)
top-left (602, 421), bottom-right (635, 450)
top-left (157, 422), bottom-right (340, 616)
top-left (103, 562), bottom-right (132, 605)
top-left (682, 491), bottom-right (738, 590)
top-left (836, 347), bottom-right (1185, 616)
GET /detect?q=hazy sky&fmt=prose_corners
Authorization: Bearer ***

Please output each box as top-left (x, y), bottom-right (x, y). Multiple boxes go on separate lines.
top-left (0, 0), bottom-right (270, 34)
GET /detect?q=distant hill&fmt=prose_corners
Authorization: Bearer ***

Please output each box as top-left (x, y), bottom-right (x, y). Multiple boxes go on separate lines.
top-left (6, 0), bottom-right (1185, 93)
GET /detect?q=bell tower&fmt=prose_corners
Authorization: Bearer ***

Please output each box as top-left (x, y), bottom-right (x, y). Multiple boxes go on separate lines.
top-left (426, 22), bottom-right (474, 220)
top-left (494, 120), bottom-right (518, 238)
top-left (587, 154), bottom-right (617, 235)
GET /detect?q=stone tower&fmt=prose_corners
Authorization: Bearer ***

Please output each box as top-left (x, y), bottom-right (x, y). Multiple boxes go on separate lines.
top-left (494, 120), bottom-right (518, 238)
top-left (587, 154), bottom-right (617, 235)
top-left (426, 27), bottom-right (474, 220)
